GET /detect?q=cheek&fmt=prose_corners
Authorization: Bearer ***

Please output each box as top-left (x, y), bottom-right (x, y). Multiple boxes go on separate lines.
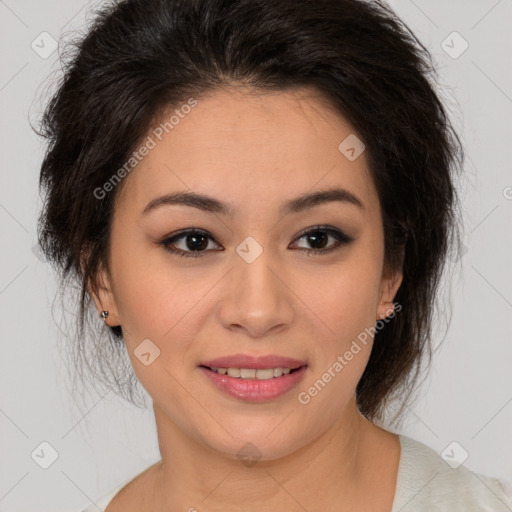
top-left (294, 263), bottom-right (382, 419)
top-left (109, 262), bottom-right (203, 401)
top-left (291, 240), bottom-right (383, 399)
top-left (300, 257), bottom-right (383, 341)
top-left (108, 237), bottom-right (191, 342)
top-left (109, 244), bottom-right (226, 381)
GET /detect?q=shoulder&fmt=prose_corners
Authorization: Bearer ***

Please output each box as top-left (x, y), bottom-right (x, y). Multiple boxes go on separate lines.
top-left (80, 480), bottom-right (129, 512)
top-left (392, 434), bottom-right (512, 512)
top-left (81, 462), bottom-right (161, 512)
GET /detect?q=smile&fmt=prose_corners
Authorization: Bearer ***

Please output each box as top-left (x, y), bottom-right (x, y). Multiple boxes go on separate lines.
top-left (199, 365), bottom-right (308, 402)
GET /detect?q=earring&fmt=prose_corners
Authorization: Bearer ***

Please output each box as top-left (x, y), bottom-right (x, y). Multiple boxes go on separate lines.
top-left (100, 310), bottom-right (109, 320)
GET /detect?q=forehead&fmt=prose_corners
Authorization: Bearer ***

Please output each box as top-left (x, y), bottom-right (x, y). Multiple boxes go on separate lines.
top-left (114, 86), bottom-right (379, 219)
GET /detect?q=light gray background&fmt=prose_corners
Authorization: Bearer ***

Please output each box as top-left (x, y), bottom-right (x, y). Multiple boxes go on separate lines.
top-left (1, 0), bottom-right (511, 510)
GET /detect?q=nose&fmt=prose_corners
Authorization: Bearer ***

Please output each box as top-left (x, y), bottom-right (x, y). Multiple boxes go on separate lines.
top-left (217, 252), bottom-right (295, 338)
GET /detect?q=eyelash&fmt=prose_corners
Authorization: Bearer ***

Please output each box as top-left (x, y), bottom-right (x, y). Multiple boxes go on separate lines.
top-left (158, 225), bottom-right (354, 259)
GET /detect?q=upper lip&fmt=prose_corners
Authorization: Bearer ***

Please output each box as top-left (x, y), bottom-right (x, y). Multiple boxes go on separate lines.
top-left (200, 354), bottom-right (307, 370)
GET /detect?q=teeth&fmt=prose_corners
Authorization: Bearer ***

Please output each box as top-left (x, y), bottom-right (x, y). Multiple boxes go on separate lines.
top-left (227, 368), bottom-right (240, 378)
top-left (210, 367), bottom-right (295, 379)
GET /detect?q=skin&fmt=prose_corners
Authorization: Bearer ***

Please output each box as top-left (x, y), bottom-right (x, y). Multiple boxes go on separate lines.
top-left (90, 85), bottom-right (403, 511)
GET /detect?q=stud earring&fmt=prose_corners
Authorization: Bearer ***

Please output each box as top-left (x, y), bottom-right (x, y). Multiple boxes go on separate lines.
top-left (100, 310), bottom-right (109, 320)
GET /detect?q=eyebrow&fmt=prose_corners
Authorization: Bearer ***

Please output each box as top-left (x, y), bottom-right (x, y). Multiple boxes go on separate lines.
top-left (141, 187), bottom-right (364, 217)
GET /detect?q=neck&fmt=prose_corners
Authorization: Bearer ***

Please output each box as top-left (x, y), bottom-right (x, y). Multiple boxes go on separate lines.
top-left (151, 397), bottom-right (380, 511)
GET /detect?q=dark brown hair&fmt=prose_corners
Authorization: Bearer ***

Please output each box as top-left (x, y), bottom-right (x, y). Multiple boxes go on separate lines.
top-left (36, 0), bottom-right (463, 423)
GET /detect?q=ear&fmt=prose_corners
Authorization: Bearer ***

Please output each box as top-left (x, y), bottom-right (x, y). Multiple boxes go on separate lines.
top-left (81, 250), bottom-right (121, 326)
top-left (377, 263), bottom-right (403, 320)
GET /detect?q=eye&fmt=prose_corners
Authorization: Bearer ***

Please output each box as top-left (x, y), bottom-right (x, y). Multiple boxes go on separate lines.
top-left (159, 225), bottom-right (354, 259)
top-left (290, 225), bottom-right (354, 256)
top-left (159, 229), bottom-right (222, 258)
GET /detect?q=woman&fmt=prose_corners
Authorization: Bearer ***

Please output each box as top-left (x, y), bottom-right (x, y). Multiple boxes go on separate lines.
top-left (36, 0), bottom-right (512, 510)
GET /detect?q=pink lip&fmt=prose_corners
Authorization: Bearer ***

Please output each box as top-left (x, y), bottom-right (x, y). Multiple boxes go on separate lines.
top-left (200, 354), bottom-right (307, 370)
top-left (199, 365), bottom-right (308, 402)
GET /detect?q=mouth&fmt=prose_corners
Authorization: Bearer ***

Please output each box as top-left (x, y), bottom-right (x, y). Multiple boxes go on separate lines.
top-left (198, 356), bottom-right (308, 402)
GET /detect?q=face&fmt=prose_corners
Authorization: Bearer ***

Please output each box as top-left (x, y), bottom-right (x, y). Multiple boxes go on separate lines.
top-left (91, 86), bottom-right (402, 461)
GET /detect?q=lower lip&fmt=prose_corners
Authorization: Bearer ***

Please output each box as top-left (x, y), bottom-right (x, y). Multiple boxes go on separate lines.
top-left (199, 366), bottom-right (308, 402)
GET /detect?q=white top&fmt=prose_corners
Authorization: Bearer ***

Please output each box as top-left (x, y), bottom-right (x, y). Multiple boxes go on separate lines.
top-left (82, 434), bottom-right (512, 511)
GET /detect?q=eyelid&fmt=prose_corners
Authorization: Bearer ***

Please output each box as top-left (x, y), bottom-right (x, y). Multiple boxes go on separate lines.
top-left (160, 228), bottom-right (222, 253)
top-left (289, 225), bottom-right (354, 254)
top-left (163, 227), bottom-right (213, 241)
top-left (292, 224), bottom-right (354, 243)
top-left (159, 225), bottom-right (354, 257)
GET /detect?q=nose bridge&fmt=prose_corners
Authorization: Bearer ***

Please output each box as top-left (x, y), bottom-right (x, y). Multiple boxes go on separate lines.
top-left (238, 248), bottom-right (278, 297)
top-left (218, 243), bottom-right (294, 336)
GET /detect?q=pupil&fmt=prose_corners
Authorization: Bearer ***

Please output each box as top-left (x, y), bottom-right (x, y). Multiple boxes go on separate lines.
top-left (308, 232), bottom-right (328, 249)
top-left (186, 234), bottom-right (208, 251)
